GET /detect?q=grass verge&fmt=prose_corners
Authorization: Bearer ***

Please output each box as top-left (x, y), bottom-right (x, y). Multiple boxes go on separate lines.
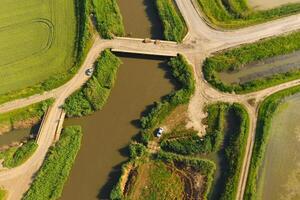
top-left (91, 0), bottom-right (125, 39)
top-left (64, 50), bottom-right (121, 117)
top-left (22, 126), bottom-right (82, 200)
top-left (244, 85), bottom-right (300, 200)
top-left (0, 99), bottom-right (54, 134)
top-left (203, 31), bottom-right (300, 94)
top-left (156, 0), bottom-right (188, 42)
top-left (196, 0), bottom-right (300, 29)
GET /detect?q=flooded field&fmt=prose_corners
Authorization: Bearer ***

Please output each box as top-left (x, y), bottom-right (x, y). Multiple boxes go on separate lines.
top-left (257, 93), bottom-right (300, 200)
top-left (118, 0), bottom-right (163, 39)
top-left (248, 0), bottom-right (300, 10)
top-left (219, 51), bottom-right (300, 85)
top-left (60, 54), bottom-right (175, 200)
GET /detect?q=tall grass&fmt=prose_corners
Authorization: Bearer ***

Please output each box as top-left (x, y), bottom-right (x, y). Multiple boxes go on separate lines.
top-left (23, 126), bottom-right (82, 200)
top-left (91, 0), bottom-right (125, 39)
top-left (156, 0), bottom-right (187, 42)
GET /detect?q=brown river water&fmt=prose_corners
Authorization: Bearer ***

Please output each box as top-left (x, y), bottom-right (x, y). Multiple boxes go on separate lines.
top-left (60, 2), bottom-right (168, 199)
top-left (60, 54), bottom-right (175, 200)
top-left (118, 0), bottom-right (163, 39)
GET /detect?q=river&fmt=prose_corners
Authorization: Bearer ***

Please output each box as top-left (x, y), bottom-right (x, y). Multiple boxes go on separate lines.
top-left (60, 53), bottom-right (175, 200)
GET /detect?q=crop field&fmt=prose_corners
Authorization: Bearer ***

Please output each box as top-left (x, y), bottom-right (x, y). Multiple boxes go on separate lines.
top-left (0, 0), bottom-right (77, 96)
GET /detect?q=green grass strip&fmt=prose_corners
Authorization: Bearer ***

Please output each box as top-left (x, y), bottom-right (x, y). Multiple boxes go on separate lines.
top-left (197, 0), bottom-right (300, 29)
top-left (156, 0), bottom-right (188, 42)
top-left (91, 0), bottom-right (125, 39)
top-left (203, 31), bottom-right (300, 94)
top-left (244, 85), bottom-right (300, 200)
top-left (23, 126), bottom-right (82, 200)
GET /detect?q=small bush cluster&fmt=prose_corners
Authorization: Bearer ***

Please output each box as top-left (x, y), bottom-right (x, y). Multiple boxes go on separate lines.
top-left (203, 31), bottom-right (300, 93)
top-left (23, 126), bottom-right (83, 200)
top-left (64, 50), bottom-right (121, 117)
top-left (156, 0), bottom-right (187, 42)
top-left (160, 103), bottom-right (226, 155)
top-left (0, 140), bottom-right (38, 169)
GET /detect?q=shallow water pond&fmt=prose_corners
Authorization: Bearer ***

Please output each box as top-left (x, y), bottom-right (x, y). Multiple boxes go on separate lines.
top-left (219, 51), bottom-right (300, 85)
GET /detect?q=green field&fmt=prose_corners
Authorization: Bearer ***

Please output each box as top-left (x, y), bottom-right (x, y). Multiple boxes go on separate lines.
top-left (0, 0), bottom-right (80, 99)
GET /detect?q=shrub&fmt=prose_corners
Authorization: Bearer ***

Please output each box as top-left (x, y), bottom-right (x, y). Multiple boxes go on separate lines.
top-left (64, 50), bottom-right (121, 117)
top-left (91, 0), bottom-right (125, 39)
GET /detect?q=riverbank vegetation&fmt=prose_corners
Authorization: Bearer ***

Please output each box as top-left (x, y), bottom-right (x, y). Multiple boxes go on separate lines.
top-left (0, 0), bottom-right (92, 105)
top-left (156, 0), bottom-right (188, 42)
top-left (91, 0), bottom-right (125, 39)
top-left (64, 50), bottom-right (121, 117)
top-left (244, 85), bottom-right (300, 200)
top-left (23, 126), bottom-right (82, 200)
top-left (159, 103), bottom-right (249, 199)
top-left (0, 99), bottom-right (53, 134)
top-left (140, 54), bottom-right (195, 143)
top-left (203, 31), bottom-right (300, 93)
top-left (196, 0), bottom-right (300, 28)
top-left (0, 140), bottom-right (38, 168)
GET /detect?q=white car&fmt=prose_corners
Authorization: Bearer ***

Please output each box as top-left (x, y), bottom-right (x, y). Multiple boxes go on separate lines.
top-left (85, 68), bottom-right (94, 76)
top-left (156, 127), bottom-right (164, 138)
